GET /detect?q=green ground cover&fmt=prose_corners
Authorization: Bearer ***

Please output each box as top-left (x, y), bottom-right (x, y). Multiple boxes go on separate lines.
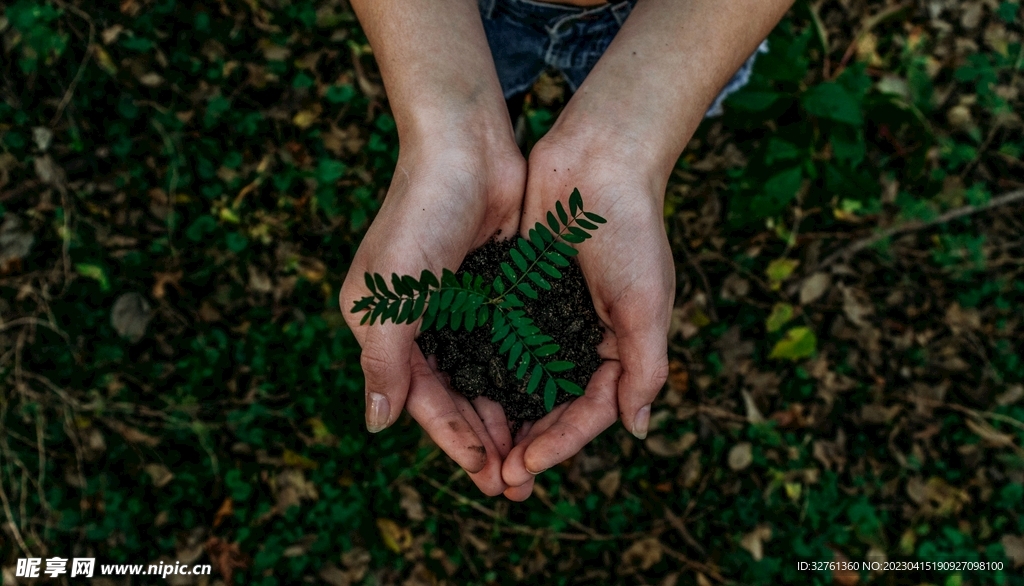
top-left (1, 0), bottom-right (1023, 584)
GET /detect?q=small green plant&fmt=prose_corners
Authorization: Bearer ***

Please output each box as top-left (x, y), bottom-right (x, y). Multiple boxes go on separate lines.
top-left (350, 189), bottom-right (605, 411)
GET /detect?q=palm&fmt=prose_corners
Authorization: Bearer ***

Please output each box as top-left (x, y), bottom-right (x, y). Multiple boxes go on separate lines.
top-left (341, 146), bottom-right (525, 496)
top-left (501, 152), bottom-right (674, 500)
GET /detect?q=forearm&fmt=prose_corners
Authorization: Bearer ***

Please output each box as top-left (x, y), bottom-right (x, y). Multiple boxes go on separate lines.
top-left (549, 0), bottom-right (794, 183)
top-left (350, 0), bottom-right (513, 146)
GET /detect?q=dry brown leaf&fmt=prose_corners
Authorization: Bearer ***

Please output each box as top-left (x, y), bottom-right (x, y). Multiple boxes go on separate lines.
top-left (944, 302), bottom-right (981, 333)
top-left (996, 385), bottom-right (1024, 406)
top-left (111, 292), bottom-right (153, 343)
top-left (213, 498), bottom-right (233, 529)
top-left (742, 390), bottom-right (765, 424)
top-left (841, 285), bottom-right (874, 327)
top-left (832, 549), bottom-right (859, 586)
top-left (204, 537), bottom-right (249, 585)
top-left (645, 432), bottom-right (697, 458)
top-left (1001, 534), bottom-right (1024, 568)
top-left (597, 469), bottom-right (621, 498)
top-left (273, 468), bottom-right (318, 513)
top-left (145, 463), bottom-right (174, 488)
top-left (398, 485), bottom-right (425, 522)
top-left (106, 419), bottom-right (160, 447)
top-left (799, 273), bottom-right (831, 305)
top-left (728, 442), bottom-right (753, 471)
top-left (621, 537), bottom-right (663, 572)
top-left (679, 450), bottom-right (702, 488)
top-left (739, 524), bottom-right (772, 561)
top-left (965, 417), bottom-right (1015, 448)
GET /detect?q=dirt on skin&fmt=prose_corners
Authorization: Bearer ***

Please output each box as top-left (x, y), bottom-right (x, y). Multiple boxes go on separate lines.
top-left (416, 237), bottom-right (603, 427)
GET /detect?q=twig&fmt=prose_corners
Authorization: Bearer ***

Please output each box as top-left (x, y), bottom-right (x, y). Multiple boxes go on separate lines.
top-left (49, 0), bottom-right (96, 127)
top-left (0, 447), bottom-right (35, 558)
top-left (679, 246), bottom-right (718, 322)
top-left (659, 543), bottom-right (726, 583)
top-left (831, 2), bottom-right (911, 80)
top-left (815, 188), bottom-right (1024, 272)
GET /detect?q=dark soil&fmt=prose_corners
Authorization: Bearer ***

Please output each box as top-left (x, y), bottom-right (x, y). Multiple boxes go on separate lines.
top-left (416, 238), bottom-right (604, 427)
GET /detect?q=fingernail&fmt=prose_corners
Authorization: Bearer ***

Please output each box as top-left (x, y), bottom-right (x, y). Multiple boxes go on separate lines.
top-left (366, 392), bottom-right (390, 433)
top-left (632, 404), bottom-right (651, 440)
top-left (526, 466), bottom-right (547, 476)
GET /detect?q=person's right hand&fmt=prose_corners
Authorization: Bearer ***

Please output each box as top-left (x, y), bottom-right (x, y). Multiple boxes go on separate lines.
top-left (339, 130), bottom-right (525, 496)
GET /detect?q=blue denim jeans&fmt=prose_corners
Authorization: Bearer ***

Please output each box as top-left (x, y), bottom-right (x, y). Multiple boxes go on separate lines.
top-left (478, 0), bottom-right (768, 117)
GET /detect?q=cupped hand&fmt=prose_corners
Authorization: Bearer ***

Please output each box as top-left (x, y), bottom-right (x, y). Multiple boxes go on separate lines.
top-left (501, 136), bottom-right (675, 500)
top-left (340, 135), bottom-right (525, 496)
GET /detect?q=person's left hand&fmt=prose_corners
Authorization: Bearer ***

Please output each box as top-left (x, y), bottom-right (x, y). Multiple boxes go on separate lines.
top-left (500, 131), bottom-right (676, 501)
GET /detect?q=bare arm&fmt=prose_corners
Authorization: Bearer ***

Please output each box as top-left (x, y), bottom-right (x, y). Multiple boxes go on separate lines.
top-left (502, 0), bottom-right (794, 500)
top-left (349, 0), bottom-right (513, 145)
top-left (548, 0), bottom-right (794, 182)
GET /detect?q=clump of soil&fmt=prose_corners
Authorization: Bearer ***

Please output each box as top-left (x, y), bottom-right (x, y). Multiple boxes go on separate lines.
top-left (416, 238), bottom-right (603, 426)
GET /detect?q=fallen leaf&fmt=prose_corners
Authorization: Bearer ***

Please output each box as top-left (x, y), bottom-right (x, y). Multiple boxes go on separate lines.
top-left (213, 498), bottom-right (233, 528)
top-left (376, 518), bottom-right (412, 554)
top-left (645, 432), bottom-right (697, 458)
top-left (965, 417), bottom-right (1015, 448)
top-left (398, 485), bottom-right (425, 522)
top-left (765, 303), bottom-right (795, 333)
top-left (0, 216), bottom-right (35, 270)
top-left (105, 419), bottom-right (160, 446)
top-left (145, 463), bottom-right (174, 488)
top-left (728, 442), bottom-right (753, 471)
top-left (765, 258), bottom-right (799, 290)
top-left (740, 525), bottom-right (772, 561)
top-left (273, 468), bottom-right (318, 513)
top-left (282, 449), bottom-right (318, 470)
top-left (841, 286), bottom-right (874, 327)
top-left (204, 537), bottom-right (249, 585)
top-left (621, 537), bottom-right (663, 572)
top-left (679, 450), bottom-right (702, 488)
top-left (111, 292), bottom-right (153, 343)
top-left (799, 273), bottom-right (831, 304)
top-left (598, 469), bottom-right (621, 498)
top-left (742, 390), bottom-right (765, 424)
top-left (944, 303), bottom-right (981, 334)
top-left (1001, 534), bottom-right (1024, 568)
top-left (832, 549), bottom-right (859, 586)
top-left (769, 327), bottom-right (818, 360)
top-left (996, 385), bottom-right (1023, 406)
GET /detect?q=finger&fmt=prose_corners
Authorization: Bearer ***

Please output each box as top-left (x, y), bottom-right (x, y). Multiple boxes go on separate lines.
top-left (473, 396), bottom-right (513, 459)
top-left (614, 318), bottom-right (669, 441)
top-left (359, 322), bottom-right (416, 433)
top-left (521, 360), bottom-right (621, 476)
top-left (503, 478), bottom-right (534, 502)
top-left (456, 394), bottom-right (508, 497)
top-left (501, 401), bottom-right (574, 488)
top-left (405, 350), bottom-right (490, 474)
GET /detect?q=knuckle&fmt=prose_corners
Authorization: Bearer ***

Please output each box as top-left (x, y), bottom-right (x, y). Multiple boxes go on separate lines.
top-left (360, 346), bottom-right (395, 381)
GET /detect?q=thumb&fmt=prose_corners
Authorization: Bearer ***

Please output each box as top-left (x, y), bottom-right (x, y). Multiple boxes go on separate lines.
top-left (359, 323), bottom-right (415, 433)
top-left (616, 323), bottom-right (669, 441)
